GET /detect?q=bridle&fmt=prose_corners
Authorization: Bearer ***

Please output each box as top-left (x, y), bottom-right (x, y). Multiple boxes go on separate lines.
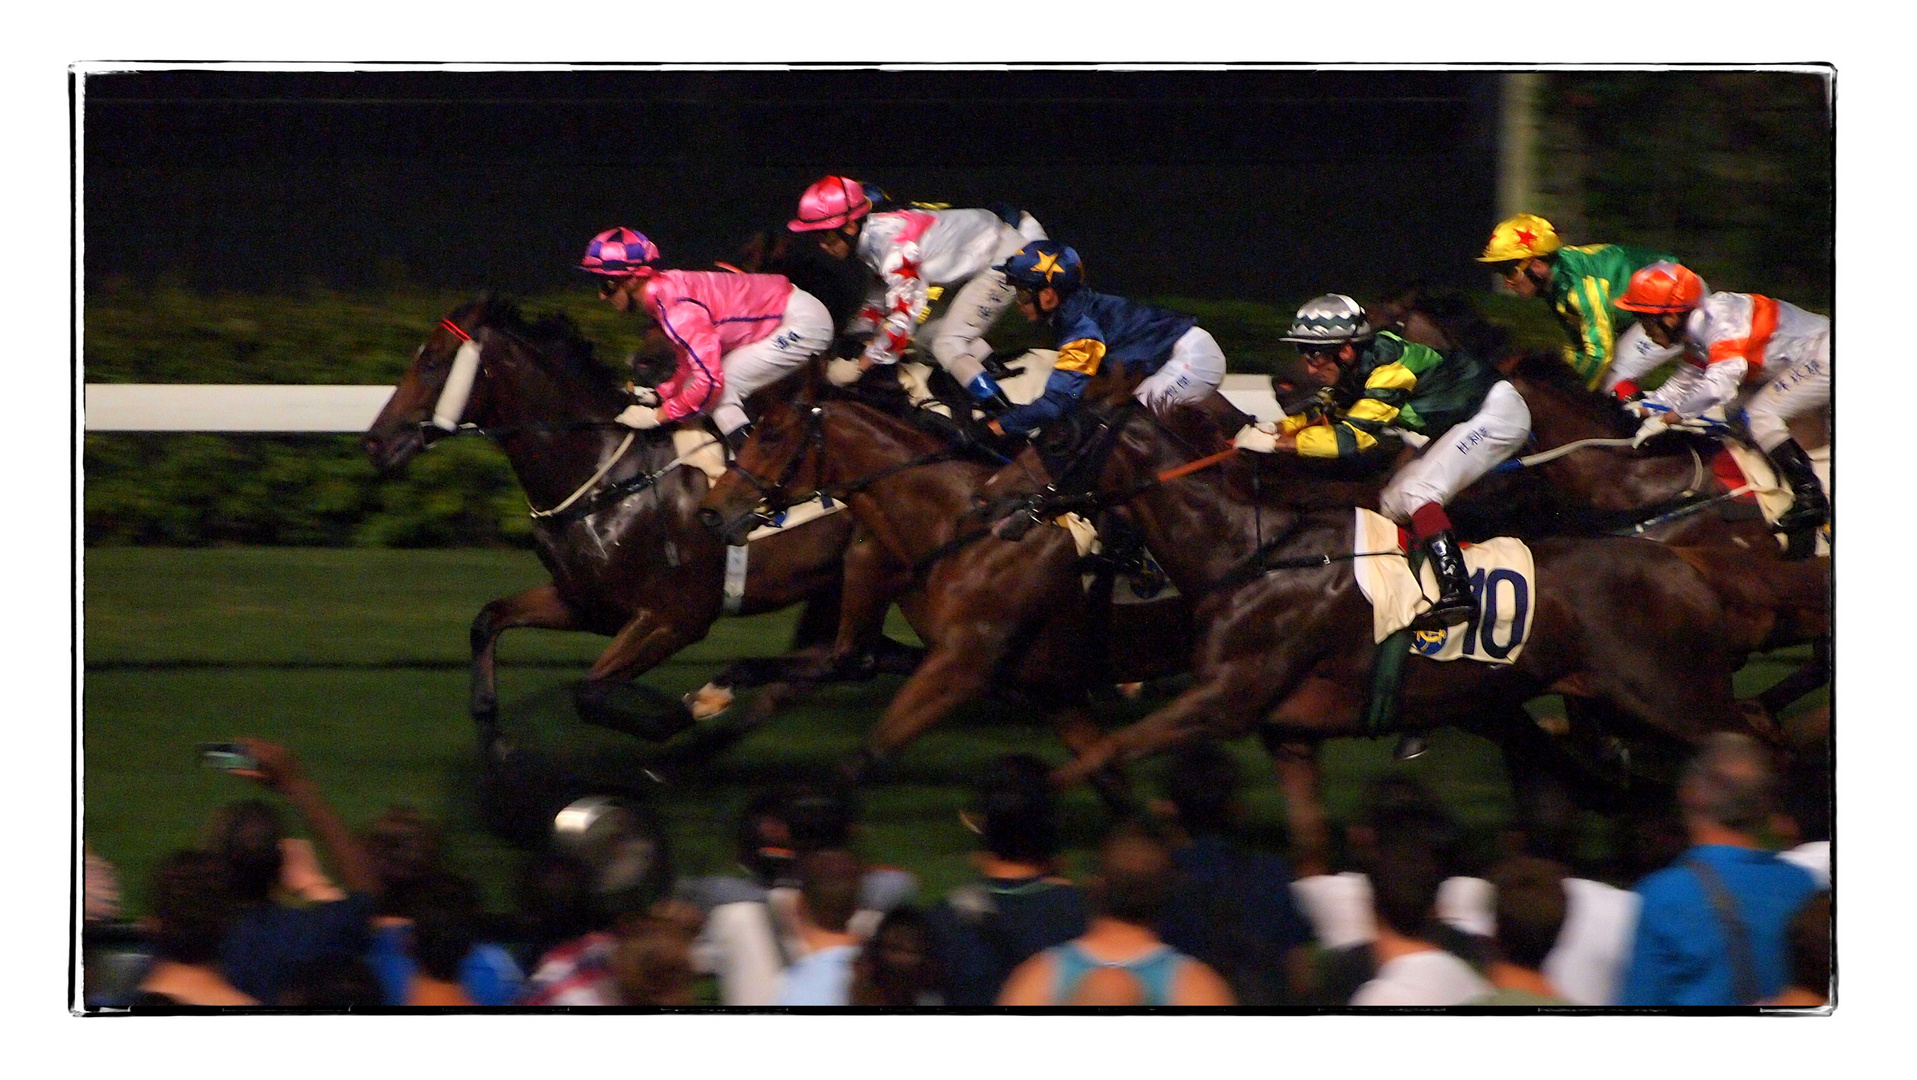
top-left (728, 398), bottom-right (963, 518)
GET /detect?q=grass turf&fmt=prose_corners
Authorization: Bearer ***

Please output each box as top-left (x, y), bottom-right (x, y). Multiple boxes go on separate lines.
top-left (81, 546), bottom-right (1822, 917)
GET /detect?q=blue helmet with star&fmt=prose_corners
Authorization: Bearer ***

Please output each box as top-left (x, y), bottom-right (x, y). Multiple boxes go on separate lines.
top-left (997, 240), bottom-right (1084, 295)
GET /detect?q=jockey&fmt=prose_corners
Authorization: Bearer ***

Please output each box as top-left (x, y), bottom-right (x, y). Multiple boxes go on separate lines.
top-left (1241, 295), bottom-right (1531, 630)
top-left (1477, 213), bottom-right (1682, 392)
top-left (1615, 260), bottom-right (1831, 536)
top-left (581, 227), bottom-right (834, 451)
top-left (786, 175), bottom-right (1048, 411)
top-left (983, 240), bottom-right (1228, 439)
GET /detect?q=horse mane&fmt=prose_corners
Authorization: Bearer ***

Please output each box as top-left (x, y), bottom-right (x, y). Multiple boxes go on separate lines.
top-left (467, 294), bottom-right (627, 392)
top-left (1504, 350), bottom-right (1637, 437)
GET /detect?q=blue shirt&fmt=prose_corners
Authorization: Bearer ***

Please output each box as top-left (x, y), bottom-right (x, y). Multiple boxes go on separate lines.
top-left (776, 944), bottom-right (858, 1006)
top-left (1156, 835), bottom-right (1311, 1004)
top-left (997, 289), bottom-right (1199, 436)
top-left (366, 923), bottom-right (526, 1006)
top-left (220, 893), bottom-right (374, 1006)
top-left (1619, 845), bottom-right (1819, 1007)
top-left (924, 876), bottom-right (1090, 1006)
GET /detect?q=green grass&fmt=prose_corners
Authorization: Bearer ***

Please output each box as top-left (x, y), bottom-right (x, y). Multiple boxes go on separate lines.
top-left (82, 547), bottom-right (1822, 918)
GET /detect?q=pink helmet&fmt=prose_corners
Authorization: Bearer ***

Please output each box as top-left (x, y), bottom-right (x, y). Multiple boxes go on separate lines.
top-left (579, 227), bottom-right (661, 276)
top-left (788, 176), bottom-right (872, 233)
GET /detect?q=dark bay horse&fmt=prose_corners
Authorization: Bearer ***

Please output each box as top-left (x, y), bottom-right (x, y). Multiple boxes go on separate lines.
top-left (1041, 400), bottom-right (1812, 863)
top-left (362, 297), bottom-right (908, 750)
top-left (698, 369), bottom-right (1193, 796)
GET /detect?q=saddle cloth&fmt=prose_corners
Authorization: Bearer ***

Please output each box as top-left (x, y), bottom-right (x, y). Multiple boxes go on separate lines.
top-left (1713, 439), bottom-right (1831, 556)
top-left (1351, 508), bottom-right (1537, 665)
top-left (898, 349), bottom-right (1061, 415)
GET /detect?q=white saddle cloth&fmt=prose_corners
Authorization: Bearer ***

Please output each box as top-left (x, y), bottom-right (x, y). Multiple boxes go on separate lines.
top-left (1350, 508), bottom-right (1537, 665)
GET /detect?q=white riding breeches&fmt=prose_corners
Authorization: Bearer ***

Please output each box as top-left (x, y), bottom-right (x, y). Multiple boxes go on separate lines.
top-left (1741, 330), bottom-right (1830, 452)
top-left (1135, 327), bottom-right (1228, 412)
top-left (711, 287), bottom-right (834, 436)
top-left (1600, 323), bottom-right (1686, 393)
top-left (919, 227), bottom-right (1030, 387)
top-left (1379, 380), bottom-right (1533, 523)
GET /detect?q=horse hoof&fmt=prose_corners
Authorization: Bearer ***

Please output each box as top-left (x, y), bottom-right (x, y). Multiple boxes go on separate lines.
top-left (685, 683), bottom-right (735, 720)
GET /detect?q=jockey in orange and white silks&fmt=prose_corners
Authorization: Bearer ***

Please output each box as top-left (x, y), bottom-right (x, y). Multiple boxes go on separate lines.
top-left (581, 227), bottom-right (833, 450)
top-left (787, 176), bottom-right (1047, 410)
top-left (1615, 260), bottom-right (1831, 536)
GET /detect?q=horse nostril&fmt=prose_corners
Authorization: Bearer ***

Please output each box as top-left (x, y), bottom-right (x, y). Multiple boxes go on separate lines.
top-left (696, 508), bottom-right (724, 532)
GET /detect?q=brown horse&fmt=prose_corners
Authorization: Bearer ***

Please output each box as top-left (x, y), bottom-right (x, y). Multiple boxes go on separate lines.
top-left (362, 297), bottom-right (912, 751)
top-left (1040, 400), bottom-right (1811, 864)
top-left (698, 368), bottom-right (1193, 797)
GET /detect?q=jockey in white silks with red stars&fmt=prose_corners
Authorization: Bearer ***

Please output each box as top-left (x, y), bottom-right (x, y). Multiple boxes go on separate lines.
top-left (786, 175), bottom-right (1048, 411)
top-left (580, 227), bottom-right (834, 452)
top-left (1614, 260), bottom-right (1831, 541)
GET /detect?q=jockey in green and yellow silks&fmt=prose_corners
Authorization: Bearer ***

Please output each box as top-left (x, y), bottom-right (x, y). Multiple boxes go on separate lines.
top-left (1477, 214), bottom-right (1681, 392)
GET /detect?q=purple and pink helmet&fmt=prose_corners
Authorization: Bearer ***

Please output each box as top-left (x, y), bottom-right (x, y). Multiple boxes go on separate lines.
top-left (788, 176), bottom-right (873, 233)
top-left (579, 227), bottom-right (661, 276)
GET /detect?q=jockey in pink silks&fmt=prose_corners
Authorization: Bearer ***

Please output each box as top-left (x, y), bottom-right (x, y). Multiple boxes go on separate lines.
top-left (581, 227), bottom-right (834, 450)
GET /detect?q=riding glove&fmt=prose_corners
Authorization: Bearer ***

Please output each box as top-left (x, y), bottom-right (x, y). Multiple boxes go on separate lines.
top-left (616, 403), bottom-right (663, 429)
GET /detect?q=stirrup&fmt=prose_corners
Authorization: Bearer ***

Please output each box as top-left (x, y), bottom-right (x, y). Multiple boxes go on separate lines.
top-left (1409, 594), bottom-right (1474, 631)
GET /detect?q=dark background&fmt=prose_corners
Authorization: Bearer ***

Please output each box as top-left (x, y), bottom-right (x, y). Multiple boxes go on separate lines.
top-left (84, 68), bottom-right (1502, 301)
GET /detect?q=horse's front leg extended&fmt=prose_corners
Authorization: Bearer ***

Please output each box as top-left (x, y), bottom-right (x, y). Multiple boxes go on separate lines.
top-left (850, 627), bottom-right (1004, 777)
top-left (471, 585), bottom-right (583, 726)
top-left (1050, 655), bottom-right (1288, 791)
top-left (573, 607), bottom-right (712, 742)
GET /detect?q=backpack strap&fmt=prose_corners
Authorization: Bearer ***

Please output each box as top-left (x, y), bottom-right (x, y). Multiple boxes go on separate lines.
top-left (1683, 854), bottom-right (1761, 1005)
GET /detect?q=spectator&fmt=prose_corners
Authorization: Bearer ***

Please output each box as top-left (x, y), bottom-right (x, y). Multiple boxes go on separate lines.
top-left (776, 849), bottom-right (866, 1006)
top-left (680, 780), bottom-right (916, 1005)
top-left (612, 915), bottom-right (700, 1007)
top-left (1775, 771), bottom-right (1832, 889)
top-left (1619, 733), bottom-right (1821, 1006)
top-left (850, 906), bottom-right (941, 1007)
top-left (128, 850), bottom-right (257, 1007)
top-left (275, 954), bottom-right (387, 1009)
top-left (85, 845), bottom-right (122, 924)
top-left (1348, 835), bottom-right (1492, 1006)
top-left (924, 754), bottom-right (1089, 1006)
top-left (1468, 857), bottom-right (1571, 1005)
top-left (402, 873), bottom-right (484, 1006)
top-left (997, 821), bottom-right (1236, 1006)
top-left (1151, 743), bottom-right (1312, 1005)
top-left (361, 807), bottom-right (524, 1006)
top-left (515, 851), bottom-right (622, 1006)
top-left (1063, 964), bottom-right (1149, 1007)
top-left (206, 738), bottom-right (381, 1005)
top-left (1762, 892), bottom-right (1830, 1007)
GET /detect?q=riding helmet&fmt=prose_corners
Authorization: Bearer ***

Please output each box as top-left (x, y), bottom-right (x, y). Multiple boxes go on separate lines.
top-left (996, 240), bottom-right (1084, 294)
top-left (1281, 294), bottom-right (1376, 346)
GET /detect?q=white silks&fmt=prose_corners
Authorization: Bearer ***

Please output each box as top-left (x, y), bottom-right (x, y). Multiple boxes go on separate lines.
top-left (432, 339), bottom-right (483, 431)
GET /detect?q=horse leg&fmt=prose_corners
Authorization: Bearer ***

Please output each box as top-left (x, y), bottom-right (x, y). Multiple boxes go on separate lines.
top-left (846, 628), bottom-right (1005, 781)
top-left (1042, 693), bottom-right (1135, 815)
top-left (1050, 655), bottom-right (1287, 791)
top-left (470, 585), bottom-right (583, 729)
top-left (1260, 735), bottom-right (1330, 878)
top-left (572, 608), bottom-right (713, 742)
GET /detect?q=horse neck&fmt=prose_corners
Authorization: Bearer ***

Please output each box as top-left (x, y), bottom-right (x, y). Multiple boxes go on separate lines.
top-left (1115, 440), bottom-right (1358, 594)
top-left (476, 336), bottom-right (636, 512)
top-left (1517, 376), bottom-right (1722, 512)
top-left (823, 403), bottom-right (997, 555)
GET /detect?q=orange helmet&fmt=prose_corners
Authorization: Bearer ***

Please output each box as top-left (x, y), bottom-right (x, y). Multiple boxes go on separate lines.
top-left (1616, 261), bottom-right (1706, 314)
top-left (1477, 214), bottom-right (1563, 263)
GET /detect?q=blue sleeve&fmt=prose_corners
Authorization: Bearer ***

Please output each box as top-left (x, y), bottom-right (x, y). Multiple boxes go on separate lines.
top-left (996, 369), bottom-right (1092, 436)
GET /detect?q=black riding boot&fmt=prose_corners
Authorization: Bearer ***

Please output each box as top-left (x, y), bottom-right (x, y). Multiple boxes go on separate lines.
top-left (977, 386), bottom-right (1015, 417)
top-left (1766, 439), bottom-right (1830, 534)
top-left (1411, 530), bottom-right (1476, 631)
top-left (723, 422), bottom-right (755, 457)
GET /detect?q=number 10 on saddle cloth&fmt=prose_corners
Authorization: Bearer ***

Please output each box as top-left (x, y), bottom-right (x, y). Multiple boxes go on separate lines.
top-left (1350, 508), bottom-right (1538, 664)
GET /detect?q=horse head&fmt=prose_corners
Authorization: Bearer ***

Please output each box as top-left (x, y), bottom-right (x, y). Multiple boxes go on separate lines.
top-left (698, 367), bottom-right (831, 546)
top-left (363, 296), bottom-right (629, 475)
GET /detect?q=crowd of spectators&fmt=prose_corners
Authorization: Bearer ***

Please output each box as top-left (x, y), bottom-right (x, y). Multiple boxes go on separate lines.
top-left (80, 730), bottom-right (1830, 1010)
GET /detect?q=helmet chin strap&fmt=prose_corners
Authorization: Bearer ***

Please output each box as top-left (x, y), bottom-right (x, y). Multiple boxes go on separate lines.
top-left (432, 323), bottom-right (484, 431)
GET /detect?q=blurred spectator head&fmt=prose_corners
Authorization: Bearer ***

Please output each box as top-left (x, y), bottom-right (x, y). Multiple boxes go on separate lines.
top-left (1487, 856), bottom-right (1570, 972)
top-left (735, 788), bottom-right (798, 888)
top-left (784, 779), bottom-right (860, 856)
top-left (202, 798), bottom-right (286, 905)
top-left (1680, 733), bottom-right (1777, 835)
top-left (612, 916), bottom-right (698, 1007)
top-left (971, 753), bottom-right (1061, 865)
top-left (411, 872), bottom-right (483, 984)
top-left (363, 805), bottom-right (441, 912)
top-left (1357, 773), bottom-right (1462, 854)
top-left (1091, 820), bottom-right (1176, 928)
top-left (797, 849), bottom-right (863, 935)
top-left (1064, 964), bottom-right (1149, 1006)
top-left (515, 849), bottom-right (602, 946)
top-left (276, 954), bottom-right (386, 1008)
top-left (1786, 892), bottom-right (1831, 1002)
top-left (1159, 742), bottom-right (1241, 836)
top-left (850, 906), bottom-right (939, 1007)
top-left (146, 850), bottom-right (238, 965)
top-left (1369, 836), bottom-right (1444, 940)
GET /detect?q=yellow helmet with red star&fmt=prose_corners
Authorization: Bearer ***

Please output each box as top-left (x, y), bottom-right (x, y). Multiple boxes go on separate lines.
top-left (1477, 214), bottom-right (1563, 263)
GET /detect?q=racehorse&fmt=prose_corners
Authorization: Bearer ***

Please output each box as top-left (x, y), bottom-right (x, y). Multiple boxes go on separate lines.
top-left (1036, 398), bottom-right (1813, 864)
top-left (362, 296), bottom-right (916, 755)
top-left (698, 366), bottom-right (1194, 802)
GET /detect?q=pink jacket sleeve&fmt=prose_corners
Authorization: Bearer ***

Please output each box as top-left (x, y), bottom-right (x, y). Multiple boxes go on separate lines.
top-left (648, 289), bottom-right (726, 422)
